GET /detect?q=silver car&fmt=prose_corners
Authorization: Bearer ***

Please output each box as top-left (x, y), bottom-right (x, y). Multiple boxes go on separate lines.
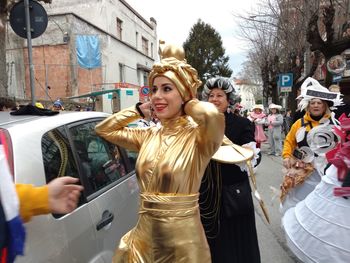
top-left (0, 111), bottom-right (139, 263)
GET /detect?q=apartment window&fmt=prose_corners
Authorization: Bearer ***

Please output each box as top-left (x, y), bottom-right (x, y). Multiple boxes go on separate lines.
top-left (116, 18), bottom-right (123, 40)
top-left (143, 73), bottom-right (148, 86)
top-left (119, 63), bottom-right (125, 82)
top-left (151, 42), bottom-right (154, 58)
top-left (136, 31), bottom-right (139, 49)
top-left (142, 37), bottom-right (149, 56)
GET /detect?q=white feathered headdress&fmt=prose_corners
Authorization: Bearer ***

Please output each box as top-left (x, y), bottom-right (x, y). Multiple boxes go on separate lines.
top-left (297, 77), bottom-right (343, 112)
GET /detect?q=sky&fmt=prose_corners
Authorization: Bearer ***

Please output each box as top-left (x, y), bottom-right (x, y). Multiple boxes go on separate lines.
top-left (126, 0), bottom-right (259, 77)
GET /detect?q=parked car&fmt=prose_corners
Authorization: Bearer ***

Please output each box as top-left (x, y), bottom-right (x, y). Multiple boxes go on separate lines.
top-left (0, 111), bottom-right (139, 263)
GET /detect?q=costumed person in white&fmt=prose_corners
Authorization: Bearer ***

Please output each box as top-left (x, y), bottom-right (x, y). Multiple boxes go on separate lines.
top-left (266, 103), bottom-right (283, 156)
top-left (280, 77), bottom-right (343, 214)
top-left (282, 113), bottom-right (350, 263)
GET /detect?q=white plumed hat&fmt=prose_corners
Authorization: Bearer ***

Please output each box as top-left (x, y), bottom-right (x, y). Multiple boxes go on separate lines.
top-left (268, 103), bottom-right (282, 110)
top-left (297, 77), bottom-right (343, 112)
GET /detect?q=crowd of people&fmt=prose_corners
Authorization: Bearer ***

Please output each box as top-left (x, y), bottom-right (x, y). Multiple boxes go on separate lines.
top-left (95, 43), bottom-right (350, 263)
top-left (2, 41), bottom-right (350, 263)
top-left (0, 98), bottom-right (90, 113)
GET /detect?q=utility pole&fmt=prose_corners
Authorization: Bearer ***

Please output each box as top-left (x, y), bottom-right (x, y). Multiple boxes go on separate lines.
top-left (24, 0), bottom-right (36, 104)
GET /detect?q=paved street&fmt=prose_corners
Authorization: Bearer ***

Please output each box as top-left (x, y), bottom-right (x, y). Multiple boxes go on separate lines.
top-left (253, 142), bottom-right (300, 263)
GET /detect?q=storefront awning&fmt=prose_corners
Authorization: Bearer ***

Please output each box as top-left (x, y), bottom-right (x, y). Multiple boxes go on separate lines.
top-left (67, 89), bottom-right (119, 99)
top-left (137, 63), bottom-right (151, 72)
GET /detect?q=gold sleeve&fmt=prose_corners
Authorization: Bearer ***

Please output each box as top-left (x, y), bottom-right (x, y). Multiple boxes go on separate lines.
top-left (184, 99), bottom-right (225, 156)
top-left (95, 106), bottom-right (149, 152)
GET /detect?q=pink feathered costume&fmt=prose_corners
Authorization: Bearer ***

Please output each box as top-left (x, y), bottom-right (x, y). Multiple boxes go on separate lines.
top-left (248, 111), bottom-right (267, 145)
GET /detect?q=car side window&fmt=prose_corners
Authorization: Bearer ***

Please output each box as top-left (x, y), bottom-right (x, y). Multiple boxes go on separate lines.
top-left (42, 126), bottom-right (79, 183)
top-left (124, 149), bottom-right (137, 172)
top-left (69, 121), bottom-right (128, 197)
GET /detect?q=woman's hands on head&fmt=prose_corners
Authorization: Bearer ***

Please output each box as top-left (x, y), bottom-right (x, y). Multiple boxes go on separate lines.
top-left (182, 98), bottom-right (198, 113)
top-left (138, 101), bottom-right (152, 120)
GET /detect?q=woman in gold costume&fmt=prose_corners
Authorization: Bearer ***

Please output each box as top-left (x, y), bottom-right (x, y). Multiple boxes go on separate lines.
top-left (95, 42), bottom-right (224, 263)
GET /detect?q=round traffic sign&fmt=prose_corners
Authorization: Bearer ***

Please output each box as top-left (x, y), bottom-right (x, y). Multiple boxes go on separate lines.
top-left (140, 86), bottom-right (149, 96)
top-left (9, 0), bottom-right (48, 39)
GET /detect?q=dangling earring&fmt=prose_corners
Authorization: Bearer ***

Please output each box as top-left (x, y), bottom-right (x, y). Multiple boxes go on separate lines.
top-left (181, 101), bottom-right (185, 114)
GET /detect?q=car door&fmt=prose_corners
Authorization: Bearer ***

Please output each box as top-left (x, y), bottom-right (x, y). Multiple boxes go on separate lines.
top-left (16, 124), bottom-right (98, 263)
top-left (68, 120), bottom-right (139, 262)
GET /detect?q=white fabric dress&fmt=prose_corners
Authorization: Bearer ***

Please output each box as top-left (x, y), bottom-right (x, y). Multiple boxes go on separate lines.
top-left (282, 165), bottom-right (350, 263)
top-left (280, 170), bottom-right (321, 215)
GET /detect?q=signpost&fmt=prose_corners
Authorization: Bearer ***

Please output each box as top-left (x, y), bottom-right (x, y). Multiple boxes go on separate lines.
top-left (140, 86), bottom-right (149, 97)
top-left (139, 86), bottom-right (149, 102)
top-left (278, 73), bottom-right (293, 93)
top-left (268, 97), bottom-right (272, 106)
top-left (9, 0), bottom-right (48, 104)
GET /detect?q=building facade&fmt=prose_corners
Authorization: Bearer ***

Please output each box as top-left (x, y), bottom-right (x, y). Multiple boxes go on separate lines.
top-left (6, 0), bottom-right (157, 112)
top-left (281, 0), bottom-right (350, 84)
top-left (234, 79), bottom-right (258, 112)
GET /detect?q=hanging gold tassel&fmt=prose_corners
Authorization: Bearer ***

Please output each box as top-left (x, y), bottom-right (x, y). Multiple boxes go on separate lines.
top-left (212, 137), bottom-right (270, 224)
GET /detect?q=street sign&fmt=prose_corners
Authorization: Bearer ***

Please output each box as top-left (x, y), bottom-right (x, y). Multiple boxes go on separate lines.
top-left (9, 0), bottom-right (48, 39)
top-left (126, 90), bottom-right (134, 96)
top-left (140, 86), bottom-right (149, 97)
top-left (278, 73), bottom-right (293, 92)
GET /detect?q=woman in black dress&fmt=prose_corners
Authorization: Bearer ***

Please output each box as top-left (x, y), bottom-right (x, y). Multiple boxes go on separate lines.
top-left (200, 77), bottom-right (261, 263)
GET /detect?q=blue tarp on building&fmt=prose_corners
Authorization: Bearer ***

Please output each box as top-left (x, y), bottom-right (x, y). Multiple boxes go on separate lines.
top-left (76, 35), bottom-right (101, 69)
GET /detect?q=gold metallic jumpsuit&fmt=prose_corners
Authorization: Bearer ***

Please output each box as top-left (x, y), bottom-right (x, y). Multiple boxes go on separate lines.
top-left (95, 99), bottom-right (224, 263)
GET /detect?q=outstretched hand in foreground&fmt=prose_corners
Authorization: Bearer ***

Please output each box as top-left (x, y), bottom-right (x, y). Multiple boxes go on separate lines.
top-left (48, 177), bottom-right (83, 214)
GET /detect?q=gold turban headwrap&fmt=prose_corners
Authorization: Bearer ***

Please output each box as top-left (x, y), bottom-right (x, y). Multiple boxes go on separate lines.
top-left (148, 41), bottom-right (202, 102)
